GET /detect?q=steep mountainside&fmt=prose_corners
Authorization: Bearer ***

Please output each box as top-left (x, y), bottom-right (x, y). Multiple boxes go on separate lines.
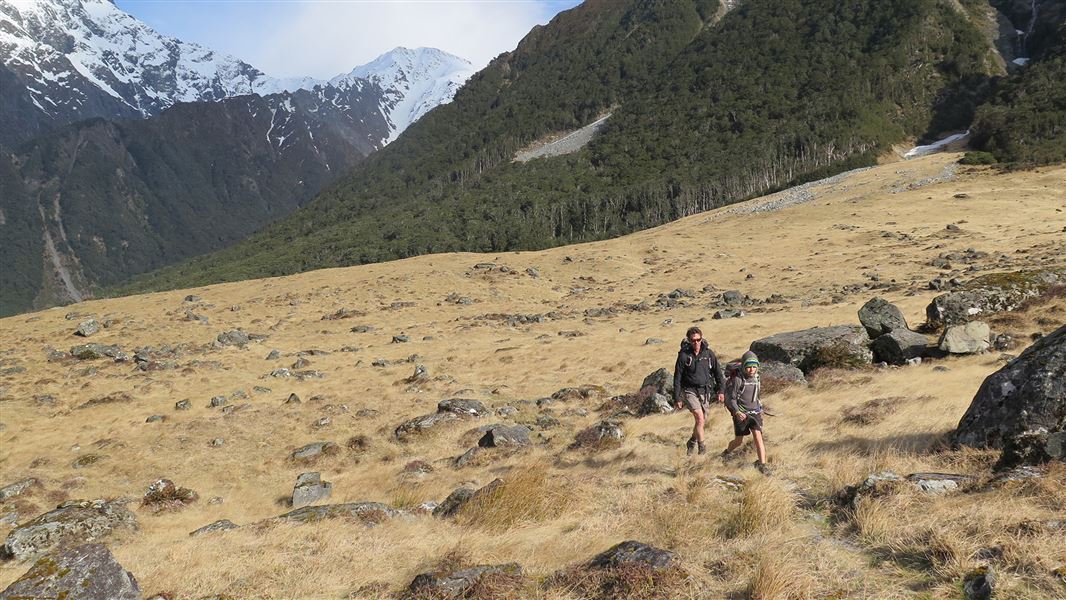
top-left (0, 81), bottom-right (389, 316)
top-left (122, 0), bottom-right (1020, 294)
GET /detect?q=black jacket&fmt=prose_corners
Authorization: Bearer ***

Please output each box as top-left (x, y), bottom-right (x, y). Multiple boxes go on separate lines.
top-left (673, 339), bottom-right (726, 401)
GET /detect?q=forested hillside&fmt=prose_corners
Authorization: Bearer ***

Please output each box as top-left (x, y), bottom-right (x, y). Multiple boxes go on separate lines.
top-left (117, 0), bottom-right (1043, 294)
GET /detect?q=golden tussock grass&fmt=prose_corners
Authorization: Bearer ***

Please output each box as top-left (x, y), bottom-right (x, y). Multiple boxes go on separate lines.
top-left (721, 477), bottom-right (798, 539)
top-left (455, 461), bottom-right (577, 532)
top-left (746, 548), bottom-right (812, 600)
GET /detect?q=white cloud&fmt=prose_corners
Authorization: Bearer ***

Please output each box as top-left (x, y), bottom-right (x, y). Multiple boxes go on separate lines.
top-left (245, 1), bottom-right (572, 79)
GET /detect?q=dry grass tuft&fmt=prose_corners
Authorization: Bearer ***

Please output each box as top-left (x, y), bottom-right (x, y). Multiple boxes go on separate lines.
top-left (746, 549), bottom-right (812, 600)
top-left (548, 562), bottom-right (688, 600)
top-left (839, 396), bottom-right (906, 426)
top-left (807, 369), bottom-right (873, 392)
top-left (141, 479), bottom-right (199, 513)
top-left (456, 462), bottom-right (574, 531)
top-left (722, 478), bottom-right (797, 538)
top-left (571, 426), bottom-right (623, 452)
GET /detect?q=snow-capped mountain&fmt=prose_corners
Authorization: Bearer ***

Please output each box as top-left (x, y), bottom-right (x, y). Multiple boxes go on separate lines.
top-left (333, 47), bottom-right (474, 144)
top-left (0, 0), bottom-right (473, 146)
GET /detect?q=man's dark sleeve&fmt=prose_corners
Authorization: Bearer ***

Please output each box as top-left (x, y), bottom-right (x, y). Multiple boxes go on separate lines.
top-left (712, 351), bottom-right (726, 393)
top-left (672, 353), bottom-right (683, 402)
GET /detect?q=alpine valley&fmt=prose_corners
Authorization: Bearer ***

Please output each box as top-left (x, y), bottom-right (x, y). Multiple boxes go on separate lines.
top-left (0, 0), bottom-right (474, 315)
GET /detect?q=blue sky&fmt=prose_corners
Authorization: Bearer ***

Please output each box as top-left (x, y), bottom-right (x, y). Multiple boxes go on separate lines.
top-left (115, 0), bottom-right (582, 78)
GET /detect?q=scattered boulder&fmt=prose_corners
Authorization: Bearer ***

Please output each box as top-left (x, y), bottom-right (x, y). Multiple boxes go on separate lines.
top-left (407, 563), bottom-right (522, 598)
top-left (952, 325), bottom-right (1066, 467)
top-left (141, 479), bottom-right (198, 513)
top-left (0, 478), bottom-right (37, 501)
top-left (587, 540), bottom-right (679, 570)
top-left (0, 543), bottom-right (140, 599)
top-left (640, 369), bottom-right (673, 398)
top-left (189, 519), bottom-right (239, 537)
top-left (432, 486), bottom-right (476, 518)
top-left (906, 472), bottom-right (975, 495)
top-left (713, 309), bottom-right (745, 319)
top-left (69, 344), bottom-right (122, 360)
top-left (0, 500), bottom-right (138, 561)
top-left (939, 321), bottom-right (992, 354)
top-left (289, 442), bottom-right (340, 463)
top-left (395, 399), bottom-right (489, 441)
top-left (925, 269), bottom-right (1063, 327)
top-left (721, 290), bottom-right (745, 306)
top-left (571, 420), bottom-right (624, 450)
top-left (437, 399), bottom-right (490, 417)
top-left (216, 330), bottom-right (250, 347)
top-left (750, 325), bottom-right (872, 373)
top-left (478, 425), bottom-right (531, 448)
top-left (757, 361), bottom-right (807, 385)
top-left (174, 400), bottom-right (191, 411)
top-left (858, 298), bottom-right (908, 338)
top-left (74, 319), bottom-right (101, 337)
top-left (292, 472), bottom-right (332, 508)
top-left (871, 329), bottom-right (930, 365)
top-left (273, 502), bottom-right (400, 525)
top-left (963, 565), bottom-right (996, 600)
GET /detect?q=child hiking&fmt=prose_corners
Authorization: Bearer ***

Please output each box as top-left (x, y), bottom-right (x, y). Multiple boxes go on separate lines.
top-left (723, 350), bottom-right (771, 474)
top-left (672, 326), bottom-right (726, 455)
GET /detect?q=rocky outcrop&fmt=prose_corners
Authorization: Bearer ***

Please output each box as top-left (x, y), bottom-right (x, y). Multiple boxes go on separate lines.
top-left (0, 543), bottom-right (140, 599)
top-left (952, 325), bottom-right (1066, 467)
top-left (432, 479), bottom-right (503, 519)
top-left (925, 269), bottom-right (1064, 327)
top-left (478, 425), bottom-right (531, 448)
top-left (292, 472), bottom-right (332, 508)
top-left (395, 399), bottom-right (489, 440)
top-left (587, 540), bottom-right (679, 570)
top-left (273, 502), bottom-right (401, 525)
top-left (0, 500), bottom-right (138, 561)
top-left (750, 325), bottom-right (872, 373)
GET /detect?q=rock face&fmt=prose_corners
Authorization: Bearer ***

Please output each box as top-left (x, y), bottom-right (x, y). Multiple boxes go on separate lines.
top-left (587, 540), bottom-right (679, 570)
top-left (750, 325), bottom-right (872, 373)
top-left (0, 500), bottom-right (138, 561)
top-left (952, 325), bottom-right (1066, 467)
top-left (0, 543), bottom-right (141, 600)
top-left (757, 361), bottom-right (807, 385)
top-left (939, 321), bottom-right (992, 354)
top-left (925, 269), bottom-right (1063, 327)
top-left (871, 329), bottom-right (929, 365)
top-left (407, 563), bottom-right (522, 598)
top-left (858, 297), bottom-right (908, 337)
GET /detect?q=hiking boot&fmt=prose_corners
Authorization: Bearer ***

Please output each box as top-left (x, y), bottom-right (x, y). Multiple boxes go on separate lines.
top-left (697, 442), bottom-right (707, 455)
top-left (686, 438), bottom-right (697, 456)
top-left (754, 460), bottom-right (773, 476)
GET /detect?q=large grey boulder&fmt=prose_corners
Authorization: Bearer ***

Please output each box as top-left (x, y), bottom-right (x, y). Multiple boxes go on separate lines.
top-left (750, 325), bottom-right (872, 373)
top-left (0, 500), bottom-right (138, 561)
top-left (437, 398), bottom-right (490, 417)
top-left (478, 425), bottom-right (531, 448)
top-left (0, 543), bottom-right (140, 600)
top-left (925, 269), bottom-right (1063, 327)
top-left (871, 329), bottom-right (930, 365)
top-left (858, 298), bottom-right (908, 338)
top-left (640, 368), bottom-right (673, 398)
top-left (587, 540), bottom-right (679, 570)
top-left (939, 321), bottom-right (992, 354)
top-left (757, 361), bottom-right (807, 385)
top-left (291, 472), bottom-right (332, 508)
top-left (0, 478), bottom-right (37, 501)
top-left (407, 563), bottom-right (522, 598)
top-left (74, 319), bottom-right (101, 338)
top-left (952, 325), bottom-right (1066, 468)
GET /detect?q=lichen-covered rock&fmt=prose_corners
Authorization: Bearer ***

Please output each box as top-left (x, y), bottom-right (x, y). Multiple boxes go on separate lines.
top-left (289, 442), bottom-right (339, 462)
top-left (0, 478), bottom-right (37, 501)
top-left (858, 297), bottom-right (908, 338)
top-left (395, 412), bottom-right (460, 440)
top-left (750, 325), bottom-right (872, 373)
top-left (478, 425), bottom-right (531, 448)
top-left (407, 563), bottom-right (522, 598)
top-left (871, 329), bottom-right (930, 365)
top-left (757, 361), bottom-right (807, 385)
top-left (0, 543), bottom-right (140, 599)
top-left (273, 502), bottom-right (400, 525)
top-left (952, 325), bottom-right (1066, 468)
top-left (437, 398), bottom-right (490, 417)
top-left (587, 540), bottom-right (679, 570)
top-left (939, 321), bottom-right (991, 354)
top-left (69, 344), bottom-right (123, 360)
top-left (925, 269), bottom-right (1064, 327)
top-left (432, 479), bottom-right (503, 519)
top-left (291, 472), bottom-right (332, 508)
top-left (640, 368), bottom-right (673, 398)
top-left (188, 519), bottom-right (239, 537)
top-left (0, 500), bottom-right (138, 561)
top-left (74, 319), bottom-right (101, 338)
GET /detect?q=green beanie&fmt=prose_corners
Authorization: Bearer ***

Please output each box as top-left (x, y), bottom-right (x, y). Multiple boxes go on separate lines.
top-left (741, 350), bottom-right (760, 367)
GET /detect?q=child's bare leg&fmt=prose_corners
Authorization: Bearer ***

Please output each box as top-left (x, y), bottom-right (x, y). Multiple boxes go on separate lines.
top-left (725, 436), bottom-right (744, 453)
top-left (752, 430), bottom-right (767, 464)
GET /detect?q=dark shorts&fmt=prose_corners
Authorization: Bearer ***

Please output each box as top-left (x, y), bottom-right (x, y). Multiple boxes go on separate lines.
top-left (733, 412), bottom-right (763, 437)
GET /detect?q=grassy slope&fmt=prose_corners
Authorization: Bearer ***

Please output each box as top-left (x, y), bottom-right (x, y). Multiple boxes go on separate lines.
top-left (112, 0), bottom-right (999, 296)
top-left (1, 153), bottom-right (1065, 597)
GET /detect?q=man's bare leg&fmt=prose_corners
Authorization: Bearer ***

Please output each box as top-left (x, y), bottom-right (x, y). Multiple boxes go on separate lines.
top-left (691, 409), bottom-right (706, 445)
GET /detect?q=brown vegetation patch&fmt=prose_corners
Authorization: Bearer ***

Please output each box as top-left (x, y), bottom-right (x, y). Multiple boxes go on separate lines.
top-left (840, 396), bottom-right (910, 426)
top-left (722, 478), bottom-right (797, 538)
top-left (571, 426), bottom-right (623, 453)
top-left (142, 479), bottom-right (199, 513)
top-left (807, 369), bottom-right (873, 392)
top-left (746, 549), bottom-right (813, 600)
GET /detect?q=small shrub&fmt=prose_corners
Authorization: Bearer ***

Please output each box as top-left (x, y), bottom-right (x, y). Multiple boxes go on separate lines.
top-left (959, 151), bottom-right (997, 165)
top-left (141, 479), bottom-right (199, 513)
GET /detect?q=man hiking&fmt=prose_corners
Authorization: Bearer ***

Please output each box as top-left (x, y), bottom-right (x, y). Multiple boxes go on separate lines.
top-left (723, 350), bottom-right (771, 474)
top-left (673, 326), bottom-right (726, 455)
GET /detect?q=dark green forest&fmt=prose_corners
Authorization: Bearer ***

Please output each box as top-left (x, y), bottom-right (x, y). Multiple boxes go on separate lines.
top-left (104, 0), bottom-right (1062, 295)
